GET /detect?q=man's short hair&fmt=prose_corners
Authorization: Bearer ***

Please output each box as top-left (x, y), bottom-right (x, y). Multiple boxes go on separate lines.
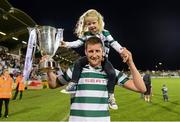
top-left (85, 36), bottom-right (103, 49)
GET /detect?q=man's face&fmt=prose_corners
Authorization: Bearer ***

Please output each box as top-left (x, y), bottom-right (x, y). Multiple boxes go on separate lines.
top-left (85, 43), bottom-right (104, 67)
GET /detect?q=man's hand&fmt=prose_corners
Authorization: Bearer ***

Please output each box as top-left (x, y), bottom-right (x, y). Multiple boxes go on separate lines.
top-left (39, 55), bottom-right (49, 63)
top-left (40, 55), bottom-right (59, 88)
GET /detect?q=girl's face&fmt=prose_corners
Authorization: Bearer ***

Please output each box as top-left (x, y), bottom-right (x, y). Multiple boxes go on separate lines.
top-left (85, 16), bottom-right (99, 34)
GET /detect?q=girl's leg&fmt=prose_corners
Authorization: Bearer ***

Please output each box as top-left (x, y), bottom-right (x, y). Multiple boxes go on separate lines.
top-left (103, 58), bottom-right (118, 110)
top-left (103, 58), bottom-right (116, 94)
top-left (71, 56), bottom-right (88, 83)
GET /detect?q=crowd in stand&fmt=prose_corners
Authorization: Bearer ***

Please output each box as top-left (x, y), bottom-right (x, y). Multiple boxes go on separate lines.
top-left (0, 50), bottom-right (43, 82)
top-left (0, 51), bottom-right (21, 77)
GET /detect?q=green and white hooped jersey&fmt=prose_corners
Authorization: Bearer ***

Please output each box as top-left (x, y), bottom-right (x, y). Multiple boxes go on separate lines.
top-left (58, 65), bottom-right (128, 122)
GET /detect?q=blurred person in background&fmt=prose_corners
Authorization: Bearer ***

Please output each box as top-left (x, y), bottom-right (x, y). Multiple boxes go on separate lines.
top-left (0, 69), bottom-right (13, 118)
top-left (12, 72), bottom-right (25, 100)
top-left (0, 63), bottom-right (3, 75)
top-left (143, 71), bottom-right (152, 102)
top-left (162, 84), bottom-right (168, 102)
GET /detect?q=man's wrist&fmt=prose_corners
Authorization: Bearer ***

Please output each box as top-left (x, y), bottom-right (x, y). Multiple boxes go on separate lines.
top-left (127, 61), bottom-right (135, 68)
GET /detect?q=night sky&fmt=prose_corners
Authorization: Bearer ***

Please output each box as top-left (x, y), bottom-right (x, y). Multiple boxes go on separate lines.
top-left (9, 0), bottom-right (180, 71)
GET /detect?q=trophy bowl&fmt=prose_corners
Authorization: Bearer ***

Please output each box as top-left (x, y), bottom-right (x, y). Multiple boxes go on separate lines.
top-left (36, 26), bottom-right (63, 72)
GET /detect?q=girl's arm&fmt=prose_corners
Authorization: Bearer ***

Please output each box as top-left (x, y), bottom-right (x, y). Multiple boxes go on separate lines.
top-left (104, 30), bottom-right (124, 53)
top-left (61, 39), bottom-right (84, 48)
top-left (110, 41), bottom-right (124, 53)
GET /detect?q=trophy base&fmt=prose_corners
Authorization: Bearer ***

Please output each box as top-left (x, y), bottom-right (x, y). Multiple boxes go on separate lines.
top-left (39, 60), bottom-right (59, 72)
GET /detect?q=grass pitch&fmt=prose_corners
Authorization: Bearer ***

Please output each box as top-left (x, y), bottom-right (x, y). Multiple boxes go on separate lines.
top-left (1, 78), bottom-right (180, 121)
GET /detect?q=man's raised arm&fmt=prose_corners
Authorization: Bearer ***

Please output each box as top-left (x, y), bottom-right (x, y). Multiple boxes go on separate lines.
top-left (120, 48), bottom-right (146, 93)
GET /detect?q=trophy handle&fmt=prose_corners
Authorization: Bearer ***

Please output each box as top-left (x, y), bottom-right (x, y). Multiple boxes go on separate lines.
top-left (27, 27), bottom-right (34, 32)
top-left (27, 27), bottom-right (38, 51)
top-left (53, 28), bottom-right (64, 56)
top-left (35, 27), bottom-right (45, 57)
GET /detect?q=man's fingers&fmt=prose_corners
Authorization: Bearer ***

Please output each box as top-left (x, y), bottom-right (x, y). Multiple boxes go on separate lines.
top-left (123, 55), bottom-right (129, 63)
top-left (40, 55), bottom-right (49, 63)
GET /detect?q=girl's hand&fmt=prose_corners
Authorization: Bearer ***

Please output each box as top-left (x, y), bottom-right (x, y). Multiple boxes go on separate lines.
top-left (120, 48), bottom-right (133, 65)
top-left (120, 47), bottom-right (129, 63)
top-left (60, 41), bottom-right (67, 47)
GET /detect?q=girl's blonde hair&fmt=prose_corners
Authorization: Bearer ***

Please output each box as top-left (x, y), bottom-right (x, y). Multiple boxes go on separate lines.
top-left (74, 9), bottom-right (105, 38)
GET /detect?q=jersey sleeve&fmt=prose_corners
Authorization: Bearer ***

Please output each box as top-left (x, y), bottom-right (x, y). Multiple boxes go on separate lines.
top-left (115, 69), bottom-right (129, 86)
top-left (103, 30), bottom-right (123, 53)
top-left (56, 65), bottom-right (74, 85)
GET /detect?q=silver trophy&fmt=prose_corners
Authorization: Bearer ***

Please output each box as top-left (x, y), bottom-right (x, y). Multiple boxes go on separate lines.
top-left (36, 26), bottom-right (63, 71)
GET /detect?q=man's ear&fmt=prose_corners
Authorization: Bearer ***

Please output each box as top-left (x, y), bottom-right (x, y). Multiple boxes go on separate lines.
top-left (85, 49), bottom-right (87, 56)
top-left (102, 51), bottom-right (105, 57)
